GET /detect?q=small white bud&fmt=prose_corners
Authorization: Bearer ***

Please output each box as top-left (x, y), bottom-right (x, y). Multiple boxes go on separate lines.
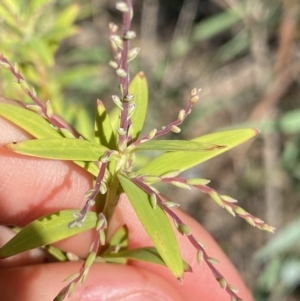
top-left (46, 100), bottom-right (54, 117)
top-left (124, 30), bottom-right (136, 40)
top-left (124, 94), bottom-right (134, 102)
top-left (178, 109), bottom-right (185, 121)
top-left (128, 47), bottom-right (140, 61)
top-left (116, 2), bottom-right (129, 12)
top-left (109, 60), bottom-right (119, 69)
top-left (112, 95), bottom-right (123, 110)
top-left (116, 68), bottom-right (127, 78)
top-left (171, 125), bottom-right (181, 133)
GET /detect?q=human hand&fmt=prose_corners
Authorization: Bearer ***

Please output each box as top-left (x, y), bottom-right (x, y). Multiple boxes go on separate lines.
top-left (0, 97), bottom-right (253, 301)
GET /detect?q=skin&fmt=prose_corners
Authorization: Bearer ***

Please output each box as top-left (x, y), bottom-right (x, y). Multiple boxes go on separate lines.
top-left (0, 97), bottom-right (253, 301)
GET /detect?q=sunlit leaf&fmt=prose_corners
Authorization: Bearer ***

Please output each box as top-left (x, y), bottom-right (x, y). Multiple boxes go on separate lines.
top-left (0, 210), bottom-right (97, 258)
top-left (6, 138), bottom-right (109, 161)
top-left (138, 129), bottom-right (258, 176)
top-left (94, 100), bottom-right (117, 149)
top-left (0, 103), bottom-right (99, 176)
top-left (133, 140), bottom-right (225, 152)
top-left (0, 103), bottom-right (62, 139)
top-left (129, 72), bottom-right (148, 141)
top-left (118, 175), bottom-right (184, 278)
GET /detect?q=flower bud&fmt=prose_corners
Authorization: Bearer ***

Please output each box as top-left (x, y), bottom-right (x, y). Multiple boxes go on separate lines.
top-left (124, 30), bottom-right (136, 40)
top-left (116, 2), bottom-right (129, 12)
top-left (171, 125), bottom-right (181, 133)
top-left (116, 68), bottom-right (127, 78)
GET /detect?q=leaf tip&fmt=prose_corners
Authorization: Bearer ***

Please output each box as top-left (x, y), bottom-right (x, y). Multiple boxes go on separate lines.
top-left (138, 71), bottom-right (145, 79)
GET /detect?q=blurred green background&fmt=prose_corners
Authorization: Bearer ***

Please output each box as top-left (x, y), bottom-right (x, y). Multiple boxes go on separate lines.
top-left (0, 0), bottom-right (300, 300)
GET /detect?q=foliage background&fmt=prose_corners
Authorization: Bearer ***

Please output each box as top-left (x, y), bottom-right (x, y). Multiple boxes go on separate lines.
top-left (0, 0), bottom-right (299, 300)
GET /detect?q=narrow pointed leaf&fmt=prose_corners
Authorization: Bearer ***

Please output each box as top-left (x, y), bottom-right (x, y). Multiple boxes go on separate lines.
top-left (94, 100), bottom-right (117, 149)
top-left (133, 140), bottom-right (225, 151)
top-left (0, 103), bottom-right (62, 138)
top-left (6, 138), bottom-right (109, 161)
top-left (0, 210), bottom-right (97, 258)
top-left (107, 226), bottom-right (128, 248)
top-left (129, 72), bottom-right (148, 141)
top-left (108, 106), bottom-right (120, 138)
top-left (118, 175), bottom-right (184, 278)
top-left (0, 104), bottom-right (100, 176)
top-left (138, 129), bottom-right (258, 176)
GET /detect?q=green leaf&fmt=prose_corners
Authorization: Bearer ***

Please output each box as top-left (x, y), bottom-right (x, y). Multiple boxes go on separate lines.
top-left (129, 72), bottom-right (148, 141)
top-left (94, 100), bottom-right (117, 149)
top-left (107, 226), bottom-right (128, 248)
top-left (103, 246), bottom-right (166, 266)
top-left (108, 106), bottom-right (120, 138)
top-left (54, 3), bottom-right (80, 28)
top-left (138, 129), bottom-right (258, 176)
top-left (27, 38), bottom-right (54, 66)
top-left (0, 103), bottom-right (99, 176)
top-left (118, 175), bottom-right (184, 278)
top-left (133, 140), bottom-right (225, 151)
top-left (6, 138), bottom-right (109, 161)
top-left (0, 103), bottom-right (62, 139)
top-left (192, 8), bottom-right (242, 42)
top-left (0, 210), bottom-right (97, 258)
